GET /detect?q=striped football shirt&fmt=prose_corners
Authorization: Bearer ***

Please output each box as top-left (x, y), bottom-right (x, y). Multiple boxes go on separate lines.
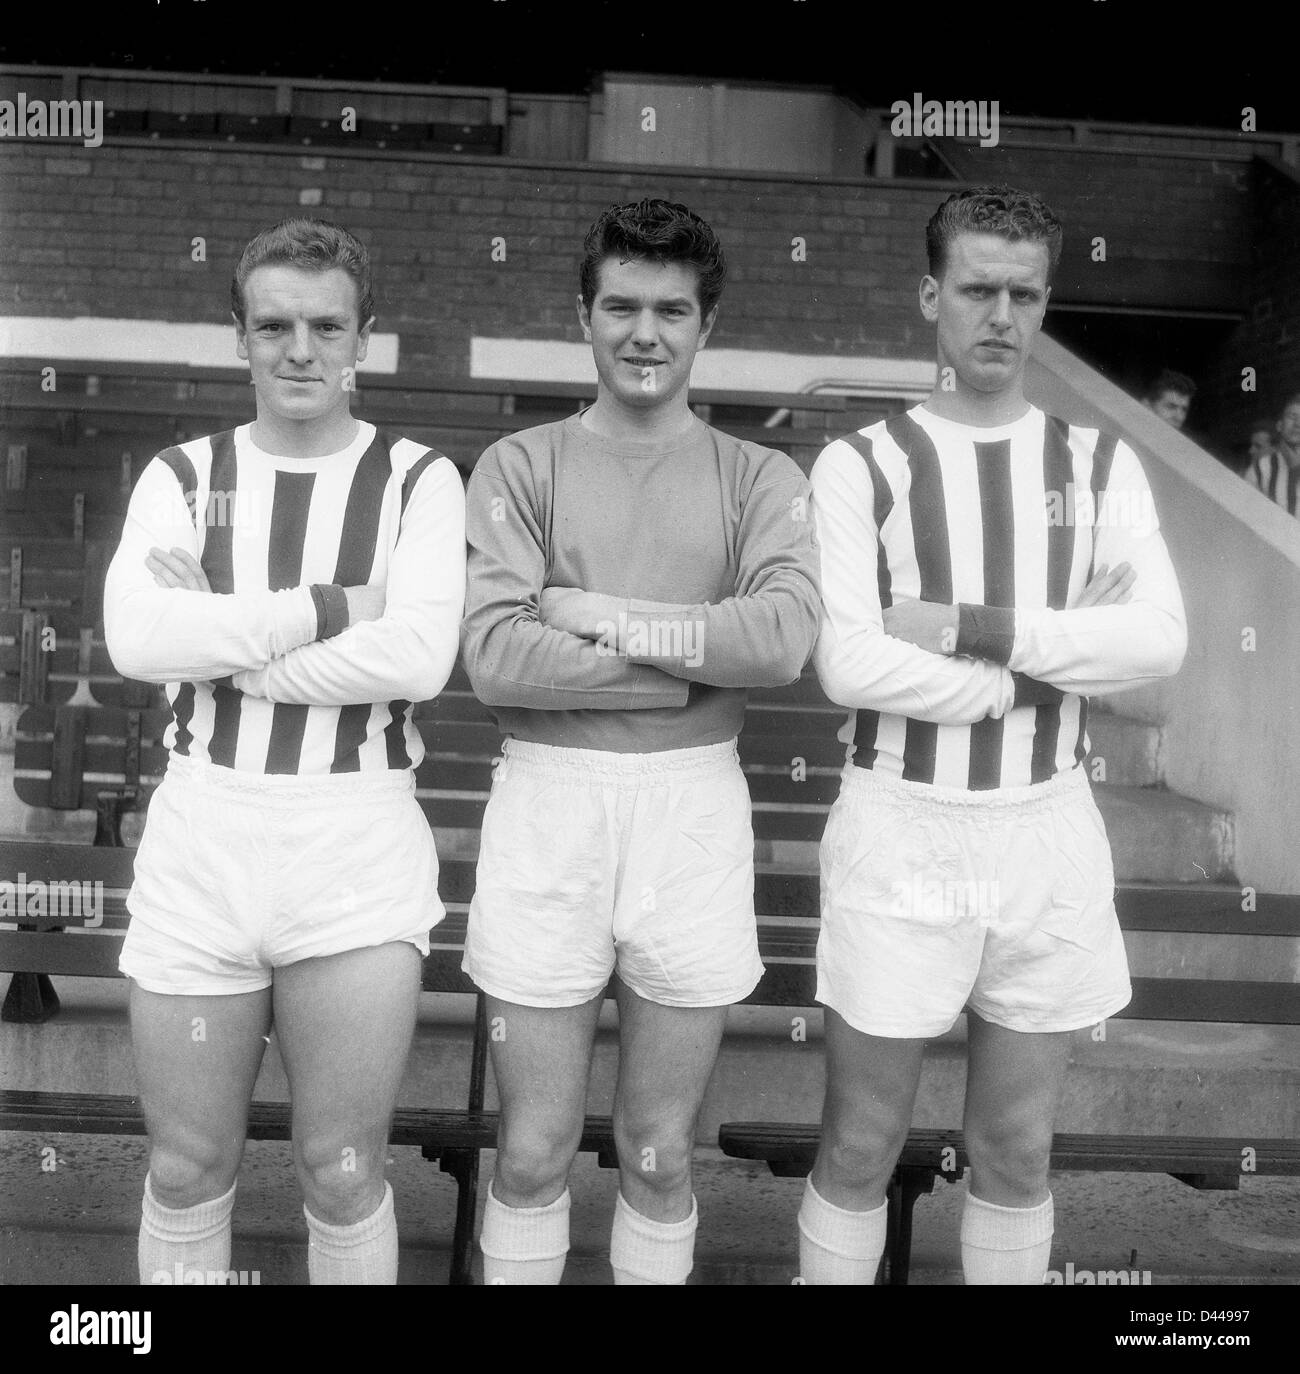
top-left (810, 404), bottom-right (1186, 791)
top-left (104, 421), bottom-right (466, 775)
top-left (1245, 447), bottom-right (1300, 517)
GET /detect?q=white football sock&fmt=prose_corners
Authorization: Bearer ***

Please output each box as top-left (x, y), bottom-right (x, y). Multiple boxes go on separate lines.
top-left (797, 1178), bottom-right (888, 1285)
top-left (480, 1183), bottom-right (570, 1286)
top-left (961, 1190), bottom-right (1054, 1285)
top-left (610, 1191), bottom-right (698, 1286)
top-left (304, 1180), bottom-right (398, 1285)
top-left (139, 1174), bottom-right (236, 1285)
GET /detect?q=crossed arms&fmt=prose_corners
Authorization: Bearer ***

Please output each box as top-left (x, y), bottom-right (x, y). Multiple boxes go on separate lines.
top-left (104, 452), bottom-right (466, 706)
top-left (809, 438), bottom-right (1187, 724)
top-left (460, 446), bottom-right (822, 711)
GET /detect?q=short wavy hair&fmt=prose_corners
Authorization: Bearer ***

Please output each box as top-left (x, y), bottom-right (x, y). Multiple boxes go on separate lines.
top-left (926, 185), bottom-right (1063, 283)
top-left (579, 198), bottom-right (727, 317)
top-left (1146, 369), bottom-right (1197, 402)
top-left (231, 218), bottom-right (374, 327)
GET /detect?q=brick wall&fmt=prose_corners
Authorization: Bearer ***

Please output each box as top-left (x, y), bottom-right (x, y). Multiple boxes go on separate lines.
top-left (946, 141), bottom-right (1251, 312)
top-left (0, 137), bottom-right (1275, 453)
top-left (0, 142), bottom-right (948, 377)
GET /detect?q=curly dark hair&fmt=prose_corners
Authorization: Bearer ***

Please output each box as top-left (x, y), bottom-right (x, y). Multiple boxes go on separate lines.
top-left (925, 185), bottom-right (1063, 282)
top-left (579, 198), bottom-right (727, 317)
top-left (231, 218), bottom-right (374, 327)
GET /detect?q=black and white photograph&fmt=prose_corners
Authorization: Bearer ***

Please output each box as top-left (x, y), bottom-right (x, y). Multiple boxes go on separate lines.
top-left (0, 0), bottom-right (1295, 1346)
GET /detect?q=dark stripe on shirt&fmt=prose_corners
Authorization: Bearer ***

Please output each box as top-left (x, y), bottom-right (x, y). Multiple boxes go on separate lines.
top-left (841, 432), bottom-right (895, 770)
top-left (202, 431), bottom-right (241, 768)
top-left (155, 447), bottom-right (200, 755)
top-left (331, 431), bottom-right (396, 772)
top-left (400, 450), bottom-right (440, 516)
top-left (384, 447), bottom-right (444, 767)
top-left (884, 412), bottom-right (945, 785)
top-left (890, 414), bottom-right (950, 784)
top-left (171, 682), bottom-right (196, 756)
top-left (1085, 431), bottom-right (1117, 579)
top-left (1075, 429), bottom-right (1117, 766)
top-left (1031, 417), bottom-right (1077, 783)
top-left (384, 699), bottom-right (413, 769)
top-left (967, 440), bottom-right (1014, 790)
top-left (156, 446), bottom-right (199, 523)
top-left (262, 470), bottom-right (317, 775)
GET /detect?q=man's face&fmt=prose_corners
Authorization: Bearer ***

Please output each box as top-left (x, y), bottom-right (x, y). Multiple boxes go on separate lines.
top-left (1149, 389), bottom-right (1191, 430)
top-left (920, 232), bottom-right (1050, 397)
top-left (577, 255), bottom-right (715, 412)
top-left (234, 265), bottom-right (372, 428)
top-left (1249, 428), bottom-right (1274, 462)
top-left (1279, 403), bottom-right (1300, 449)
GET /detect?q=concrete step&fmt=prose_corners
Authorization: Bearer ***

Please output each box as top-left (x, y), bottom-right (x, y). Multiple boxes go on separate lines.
top-left (1095, 784), bottom-right (1234, 884)
top-left (1086, 712), bottom-right (1163, 787)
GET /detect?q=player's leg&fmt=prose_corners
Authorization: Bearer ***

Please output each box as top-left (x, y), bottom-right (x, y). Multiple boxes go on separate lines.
top-left (608, 982), bottom-right (728, 1284)
top-left (604, 742), bottom-right (761, 1285)
top-left (481, 993), bottom-right (605, 1284)
top-left (130, 984), bottom-right (271, 1283)
top-left (273, 941), bottom-right (422, 1285)
top-left (462, 740), bottom-right (621, 1283)
top-left (801, 1011), bottom-right (926, 1284)
top-left (802, 767), bottom-right (980, 1284)
top-left (960, 1012), bottom-right (1071, 1284)
top-left (958, 769), bottom-right (1130, 1284)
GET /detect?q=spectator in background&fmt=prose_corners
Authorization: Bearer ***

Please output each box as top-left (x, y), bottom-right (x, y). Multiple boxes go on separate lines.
top-left (1245, 393), bottom-right (1300, 518)
top-left (1142, 369), bottom-right (1197, 431)
top-left (1248, 419), bottom-right (1276, 468)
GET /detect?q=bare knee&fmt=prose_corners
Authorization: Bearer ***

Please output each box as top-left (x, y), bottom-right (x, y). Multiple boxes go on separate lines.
top-left (815, 1099), bottom-right (908, 1201)
top-left (964, 1118), bottom-right (1053, 1203)
top-left (614, 1120), bottom-right (693, 1197)
top-left (494, 1120), bottom-right (580, 1207)
top-left (147, 1136), bottom-right (241, 1210)
top-left (295, 1136), bottom-right (387, 1226)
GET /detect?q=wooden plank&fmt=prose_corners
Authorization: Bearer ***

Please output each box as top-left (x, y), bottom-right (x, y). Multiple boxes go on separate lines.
top-left (48, 710), bottom-right (86, 810)
top-left (17, 610), bottom-right (48, 704)
top-left (717, 1122), bottom-right (1300, 1176)
top-left (1114, 884), bottom-right (1300, 936)
top-left (1125, 976), bottom-right (1300, 1024)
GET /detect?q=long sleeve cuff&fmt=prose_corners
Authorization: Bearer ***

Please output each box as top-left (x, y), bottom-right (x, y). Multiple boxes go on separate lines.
top-left (310, 583), bottom-right (349, 640)
top-left (957, 603), bottom-right (1016, 665)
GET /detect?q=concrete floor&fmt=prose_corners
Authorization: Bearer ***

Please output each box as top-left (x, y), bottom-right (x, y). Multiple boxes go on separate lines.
top-left (3, 1130), bottom-right (1298, 1286)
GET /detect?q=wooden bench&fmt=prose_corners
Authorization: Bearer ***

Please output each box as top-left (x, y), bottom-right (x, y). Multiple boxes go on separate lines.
top-left (717, 884), bottom-right (1300, 1283)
